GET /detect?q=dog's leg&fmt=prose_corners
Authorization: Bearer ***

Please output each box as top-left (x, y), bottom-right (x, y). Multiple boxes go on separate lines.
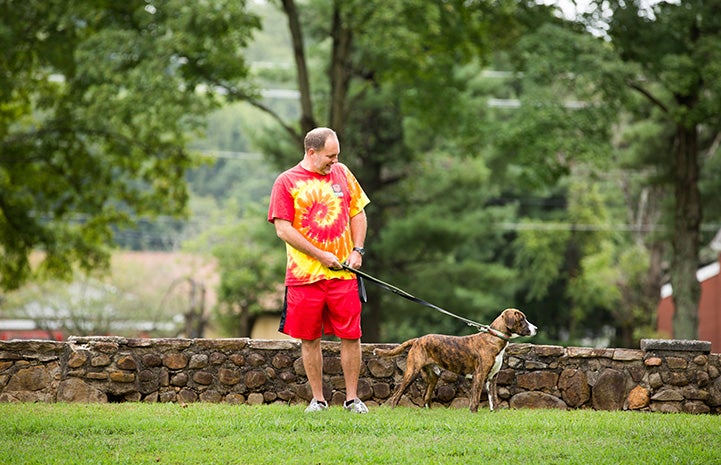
top-left (469, 372), bottom-right (485, 413)
top-left (388, 368), bottom-right (419, 407)
top-left (387, 349), bottom-right (423, 407)
top-left (486, 378), bottom-right (497, 411)
top-left (420, 365), bottom-right (440, 408)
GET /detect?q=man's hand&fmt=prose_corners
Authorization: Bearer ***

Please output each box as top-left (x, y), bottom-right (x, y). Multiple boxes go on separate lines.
top-left (344, 250), bottom-right (363, 270)
top-left (319, 251), bottom-right (343, 270)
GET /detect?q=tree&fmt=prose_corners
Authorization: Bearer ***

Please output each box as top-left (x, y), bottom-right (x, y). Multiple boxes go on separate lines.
top-left (0, 0), bottom-right (260, 290)
top-left (237, 0), bottom-right (529, 341)
top-left (581, 0), bottom-right (721, 339)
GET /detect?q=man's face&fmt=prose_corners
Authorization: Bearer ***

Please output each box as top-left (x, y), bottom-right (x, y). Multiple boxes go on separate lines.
top-left (307, 135), bottom-right (340, 175)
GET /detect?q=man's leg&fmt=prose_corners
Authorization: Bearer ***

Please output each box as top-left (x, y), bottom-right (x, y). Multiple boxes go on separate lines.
top-left (302, 338), bottom-right (325, 402)
top-left (340, 338), bottom-right (361, 401)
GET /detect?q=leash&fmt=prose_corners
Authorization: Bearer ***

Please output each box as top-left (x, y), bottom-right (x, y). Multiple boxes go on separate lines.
top-left (341, 264), bottom-right (510, 341)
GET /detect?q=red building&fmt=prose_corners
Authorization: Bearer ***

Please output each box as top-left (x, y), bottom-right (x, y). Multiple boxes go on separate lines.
top-left (657, 230), bottom-right (721, 353)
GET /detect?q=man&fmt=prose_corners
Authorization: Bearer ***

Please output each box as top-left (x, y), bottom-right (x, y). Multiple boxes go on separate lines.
top-left (268, 127), bottom-right (370, 413)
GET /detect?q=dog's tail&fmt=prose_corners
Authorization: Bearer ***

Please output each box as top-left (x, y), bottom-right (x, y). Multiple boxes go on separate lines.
top-left (373, 339), bottom-right (417, 357)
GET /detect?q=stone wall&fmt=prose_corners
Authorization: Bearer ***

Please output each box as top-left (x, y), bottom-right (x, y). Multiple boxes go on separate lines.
top-left (1, 337), bottom-right (719, 414)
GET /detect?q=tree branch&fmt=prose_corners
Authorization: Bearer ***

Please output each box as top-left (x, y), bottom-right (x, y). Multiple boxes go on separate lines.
top-left (626, 80), bottom-right (669, 114)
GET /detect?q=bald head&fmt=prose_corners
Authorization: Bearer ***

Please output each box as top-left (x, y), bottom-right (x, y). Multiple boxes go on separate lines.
top-left (304, 127), bottom-right (337, 153)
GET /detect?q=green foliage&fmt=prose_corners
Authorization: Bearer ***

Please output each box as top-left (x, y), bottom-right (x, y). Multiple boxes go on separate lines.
top-left (0, 0), bottom-right (260, 290)
top-left (185, 201), bottom-right (285, 337)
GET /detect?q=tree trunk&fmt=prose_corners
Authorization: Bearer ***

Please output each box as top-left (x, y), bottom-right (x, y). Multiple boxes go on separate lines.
top-left (670, 124), bottom-right (702, 340)
top-left (281, 0), bottom-right (316, 134)
top-left (329, 1), bottom-right (352, 132)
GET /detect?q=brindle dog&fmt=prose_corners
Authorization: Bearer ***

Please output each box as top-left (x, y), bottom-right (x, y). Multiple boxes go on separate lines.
top-left (374, 308), bottom-right (537, 412)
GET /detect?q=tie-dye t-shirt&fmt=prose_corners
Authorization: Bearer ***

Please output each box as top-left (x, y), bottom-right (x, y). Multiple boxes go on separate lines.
top-left (268, 162), bottom-right (370, 286)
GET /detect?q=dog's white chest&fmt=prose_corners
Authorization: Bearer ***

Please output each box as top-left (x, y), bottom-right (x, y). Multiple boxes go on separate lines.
top-left (489, 345), bottom-right (507, 379)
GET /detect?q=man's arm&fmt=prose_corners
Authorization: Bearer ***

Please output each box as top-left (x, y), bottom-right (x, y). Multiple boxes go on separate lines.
top-left (273, 219), bottom-right (342, 270)
top-left (346, 210), bottom-right (367, 269)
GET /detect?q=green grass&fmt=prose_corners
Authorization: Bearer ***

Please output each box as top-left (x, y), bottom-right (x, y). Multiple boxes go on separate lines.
top-left (1, 403), bottom-right (719, 464)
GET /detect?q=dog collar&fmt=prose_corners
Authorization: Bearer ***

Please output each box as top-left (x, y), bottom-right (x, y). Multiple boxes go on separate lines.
top-left (480, 326), bottom-right (510, 341)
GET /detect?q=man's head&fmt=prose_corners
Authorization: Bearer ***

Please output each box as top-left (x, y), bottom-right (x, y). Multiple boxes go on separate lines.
top-left (303, 127), bottom-right (340, 175)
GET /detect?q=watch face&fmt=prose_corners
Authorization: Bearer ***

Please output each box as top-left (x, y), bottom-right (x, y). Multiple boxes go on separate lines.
top-left (354, 247), bottom-right (365, 256)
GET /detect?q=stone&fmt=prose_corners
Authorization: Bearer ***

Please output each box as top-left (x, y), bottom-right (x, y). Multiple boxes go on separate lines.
top-left (244, 370), bottom-right (267, 389)
top-left (209, 352), bottom-right (226, 365)
top-left (67, 351), bottom-right (88, 368)
top-left (163, 354), bottom-right (188, 370)
top-left (681, 386), bottom-right (708, 401)
top-left (142, 353), bottom-right (162, 367)
top-left (278, 370), bottom-right (296, 383)
top-left (247, 392), bottom-right (264, 405)
top-left (93, 341), bottom-right (119, 354)
top-left (644, 357), bottom-right (662, 367)
top-left (200, 390), bottom-right (223, 403)
top-left (178, 388), bottom-right (197, 403)
top-left (592, 369), bottom-right (625, 411)
top-left (323, 357), bottom-right (342, 375)
top-left (367, 358), bottom-right (395, 378)
top-left (613, 349), bottom-right (643, 361)
top-left (170, 373), bottom-right (189, 387)
top-left (533, 345), bottom-right (565, 357)
top-left (649, 372), bottom-right (663, 389)
top-left (640, 339), bottom-right (711, 353)
top-left (436, 385), bottom-right (455, 403)
top-left (218, 368), bottom-right (242, 385)
top-left (372, 382), bottom-right (391, 399)
top-left (109, 371), bottom-right (135, 383)
top-left (357, 378), bottom-right (373, 401)
top-left (57, 378), bottom-right (107, 403)
top-left (683, 401), bottom-right (710, 414)
top-left (246, 353), bottom-right (266, 367)
top-left (517, 371), bottom-right (558, 391)
top-left (90, 355), bottom-right (111, 367)
top-left (696, 371), bottom-right (710, 387)
top-left (192, 371), bottom-right (214, 385)
top-left (651, 389), bottom-right (684, 401)
top-left (189, 354), bottom-right (209, 369)
top-left (650, 402), bottom-right (681, 413)
top-left (6, 366), bottom-right (51, 392)
top-left (229, 354), bottom-right (245, 366)
top-left (567, 347), bottom-right (614, 359)
top-left (510, 392), bottom-right (567, 410)
top-left (495, 369), bottom-right (515, 386)
top-left (224, 393), bottom-right (245, 404)
top-left (558, 368), bottom-right (590, 408)
top-left (665, 357), bottom-right (688, 370)
top-left (116, 355), bottom-right (137, 370)
top-left (663, 371), bottom-right (689, 386)
top-left (272, 354), bottom-right (293, 369)
top-left (450, 397), bottom-right (470, 409)
top-left (627, 385), bottom-right (650, 410)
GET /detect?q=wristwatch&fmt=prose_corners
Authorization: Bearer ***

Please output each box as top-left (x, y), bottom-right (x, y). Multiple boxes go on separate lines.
top-left (352, 246), bottom-right (366, 256)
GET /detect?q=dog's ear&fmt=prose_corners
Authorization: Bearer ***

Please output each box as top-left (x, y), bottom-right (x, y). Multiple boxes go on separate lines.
top-left (503, 308), bottom-right (522, 329)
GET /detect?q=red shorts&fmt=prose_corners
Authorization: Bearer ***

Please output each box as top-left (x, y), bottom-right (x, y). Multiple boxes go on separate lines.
top-left (279, 279), bottom-right (362, 340)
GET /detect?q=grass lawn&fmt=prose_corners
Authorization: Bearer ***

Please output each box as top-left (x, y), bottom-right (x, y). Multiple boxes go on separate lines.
top-left (1, 402), bottom-right (718, 464)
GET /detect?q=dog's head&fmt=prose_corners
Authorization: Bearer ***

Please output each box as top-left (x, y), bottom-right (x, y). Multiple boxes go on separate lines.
top-left (499, 308), bottom-right (537, 338)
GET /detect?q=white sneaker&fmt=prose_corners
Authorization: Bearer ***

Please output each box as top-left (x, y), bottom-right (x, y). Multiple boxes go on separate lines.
top-left (304, 399), bottom-right (328, 413)
top-left (344, 398), bottom-right (369, 414)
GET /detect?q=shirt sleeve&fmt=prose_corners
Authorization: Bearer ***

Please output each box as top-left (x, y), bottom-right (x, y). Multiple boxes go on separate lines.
top-left (267, 172), bottom-right (295, 224)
